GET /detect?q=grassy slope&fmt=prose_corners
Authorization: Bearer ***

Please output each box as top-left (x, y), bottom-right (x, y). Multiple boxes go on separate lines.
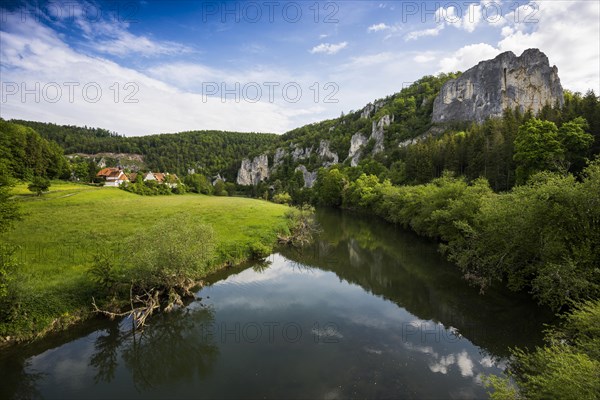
top-left (2, 182), bottom-right (289, 339)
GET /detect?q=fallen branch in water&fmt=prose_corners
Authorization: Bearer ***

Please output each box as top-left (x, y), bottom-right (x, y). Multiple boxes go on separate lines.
top-left (92, 279), bottom-right (204, 329)
top-left (279, 205), bottom-right (321, 247)
top-left (92, 286), bottom-right (161, 330)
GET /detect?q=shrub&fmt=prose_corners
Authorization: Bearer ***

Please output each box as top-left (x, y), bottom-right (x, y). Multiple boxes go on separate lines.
top-left (88, 250), bottom-right (122, 297)
top-left (28, 176), bottom-right (51, 196)
top-left (249, 242), bottom-right (272, 260)
top-left (125, 215), bottom-right (216, 292)
top-left (273, 192), bottom-right (292, 204)
top-left (487, 299), bottom-right (600, 400)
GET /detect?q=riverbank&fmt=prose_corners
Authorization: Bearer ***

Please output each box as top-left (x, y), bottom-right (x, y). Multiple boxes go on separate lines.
top-left (0, 182), bottom-right (291, 344)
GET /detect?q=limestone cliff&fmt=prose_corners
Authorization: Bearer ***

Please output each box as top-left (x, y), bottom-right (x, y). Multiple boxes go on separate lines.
top-left (432, 48), bottom-right (563, 123)
top-left (236, 154), bottom-right (269, 185)
top-left (346, 114), bottom-right (392, 166)
top-left (347, 132), bottom-right (368, 167)
top-left (291, 145), bottom-right (312, 161)
top-left (273, 148), bottom-right (286, 167)
top-left (371, 114), bottom-right (392, 155)
top-left (317, 140), bottom-right (339, 167)
top-left (360, 100), bottom-right (385, 119)
top-left (295, 165), bottom-right (318, 188)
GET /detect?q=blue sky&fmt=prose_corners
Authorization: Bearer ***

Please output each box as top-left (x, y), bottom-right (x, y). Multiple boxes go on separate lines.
top-left (1, 0), bottom-right (598, 136)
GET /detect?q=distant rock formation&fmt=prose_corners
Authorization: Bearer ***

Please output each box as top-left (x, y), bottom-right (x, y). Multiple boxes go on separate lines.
top-left (236, 154), bottom-right (269, 185)
top-left (291, 144), bottom-right (312, 161)
top-left (295, 165), bottom-right (318, 188)
top-left (360, 100), bottom-right (385, 119)
top-left (317, 140), bottom-right (339, 167)
top-left (346, 114), bottom-right (392, 166)
top-left (211, 173), bottom-right (226, 185)
top-left (347, 132), bottom-right (368, 167)
top-left (371, 114), bottom-right (392, 155)
top-left (432, 48), bottom-right (564, 124)
top-left (273, 148), bottom-right (286, 167)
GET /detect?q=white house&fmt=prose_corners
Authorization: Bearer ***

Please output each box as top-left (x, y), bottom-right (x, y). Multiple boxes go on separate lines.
top-left (96, 168), bottom-right (130, 187)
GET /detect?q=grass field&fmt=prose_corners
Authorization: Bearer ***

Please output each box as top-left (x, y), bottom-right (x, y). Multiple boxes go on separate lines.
top-left (1, 182), bottom-right (290, 340)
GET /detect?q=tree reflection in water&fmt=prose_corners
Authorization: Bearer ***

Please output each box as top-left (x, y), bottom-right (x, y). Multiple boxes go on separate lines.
top-left (1, 358), bottom-right (45, 400)
top-left (89, 305), bottom-right (219, 392)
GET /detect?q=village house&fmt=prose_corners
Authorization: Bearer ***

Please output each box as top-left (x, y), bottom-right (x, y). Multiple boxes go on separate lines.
top-left (96, 167), bottom-right (129, 187)
top-left (143, 171), bottom-right (179, 188)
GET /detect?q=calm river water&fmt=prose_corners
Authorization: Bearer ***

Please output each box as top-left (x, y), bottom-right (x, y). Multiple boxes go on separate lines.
top-left (0, 209), bottom-right (553, 399)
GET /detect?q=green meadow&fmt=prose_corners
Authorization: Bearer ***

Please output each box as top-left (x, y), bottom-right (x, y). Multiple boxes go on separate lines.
top-left (1, 182), bottom-right (290, 340)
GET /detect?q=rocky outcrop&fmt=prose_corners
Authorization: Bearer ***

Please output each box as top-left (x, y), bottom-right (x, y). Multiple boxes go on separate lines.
top-left (273, 148), bottom-right (286, 167)
top-left (360, 100), bottom-right (385, 119)
top-left (347, 132), bottom-right (368, 167)
top-left (371, 114), bottom-right (392, 154)
top-left (345, 114), bottom-right (392, 165)
top-left (398, 126), bottom-right (446, 148)
top-left (432, 48), bottom-right (564, 124)
top-left (236, 154), bottom-right (269, 185)
top-left (317, 140), bottom-right (339, 167)
top-left (291, 145), bottom-right (312, 161)
top-left (398, 137), bottom-right (420, 148)
top-left (211, 173), bottom-right (226, 185)
top-left (295, 165), bottom-right (318, 188)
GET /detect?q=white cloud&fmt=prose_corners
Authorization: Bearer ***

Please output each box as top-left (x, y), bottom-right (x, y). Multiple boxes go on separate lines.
top-left (404, 24), bottom-right (444, 41)
top-left (429, 354), bottom-right (455, 374)
top-left (480, 355), bottom-right (495, 368)
top-left (439, 3), bottom-right (483, 33)
top-left (438, 43), bottom-right (500, 72)
top-left (457, 351), bottom-right (475, 377)
top-left (414, 52), bottom-right (437, 63)
top-left (310, 41), bottom-right (348, 55)
top-left (0, 17), bottom-right (310, 135)
top-left (406, 0), bottom-right (510, 41)
top-left (93, 30), bottom-right (192, 57)
top-left (438, 1), bottom-right (600, 93)
top-left (60, 3), bottom-right (194, 57)
top-left (368, 23), bottom-right (389, 32)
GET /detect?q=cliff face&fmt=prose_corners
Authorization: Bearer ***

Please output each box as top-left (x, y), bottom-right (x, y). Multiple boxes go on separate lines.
top-left (295, 165), bottom-right (318, 188)
top-left (236, 154), bottom-right (269, 185)
top-left (347, 133), bottom-right (368, 167)
top-left (235, 48), bottom-right (565, 186)
top-left (432, 49), bottom-right (564, 123)
top-left (345, 114), bottom-right (392, 166)
top-left (317, 140), bottom-right (339, 167)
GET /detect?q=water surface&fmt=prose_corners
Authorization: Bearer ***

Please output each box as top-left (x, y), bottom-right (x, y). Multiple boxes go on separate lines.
top-left (0, 209), bottom-right (553, 399)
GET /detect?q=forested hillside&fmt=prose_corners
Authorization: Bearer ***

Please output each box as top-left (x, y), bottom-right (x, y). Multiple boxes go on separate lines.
top-left (0, 120), bottom-right (69, 181)
top-left (9, 120), bottom-right (278, 180)
top-left (7, 78), bottom-right (600, 193)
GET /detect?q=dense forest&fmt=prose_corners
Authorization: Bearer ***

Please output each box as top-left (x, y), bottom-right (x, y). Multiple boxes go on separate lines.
top-left (0, 120), bottom-right (70, 181)
top-left (9, 120), bottom-right (279, 180)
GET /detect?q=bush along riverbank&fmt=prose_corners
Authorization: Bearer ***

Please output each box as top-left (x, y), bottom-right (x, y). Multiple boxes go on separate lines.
top-left (0, 183), bottom-right (308, 344)
top-left (315, 159), bottom-right (600, 311)
top-left (485, 299), bottom-right (600, 400)
top-left (89, 207), bottom-right (320, 330)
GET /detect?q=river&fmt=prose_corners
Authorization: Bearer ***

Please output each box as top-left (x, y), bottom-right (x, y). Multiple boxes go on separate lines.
top-left (0, 208), bottom-right (553, 399)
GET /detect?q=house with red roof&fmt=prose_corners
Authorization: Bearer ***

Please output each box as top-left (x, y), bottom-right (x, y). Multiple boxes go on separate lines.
top-left (96, 167), bottom-right (130, 187)
top-left (143, 171), bottom-right (179, 187)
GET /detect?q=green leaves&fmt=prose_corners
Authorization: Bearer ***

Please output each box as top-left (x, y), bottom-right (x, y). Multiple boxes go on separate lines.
top-left (514, 117), bottom-right (594, 184)
top-left (125, 215), bottom-right (216, 292)
top-left (488, 300), bottom-right (600, 400)
top-left (514, 118), bottom-right (564, 183)
top-left (313, 167), bottom-right (346, 207)
top-left (27, 176), bottom-right (51, 196)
